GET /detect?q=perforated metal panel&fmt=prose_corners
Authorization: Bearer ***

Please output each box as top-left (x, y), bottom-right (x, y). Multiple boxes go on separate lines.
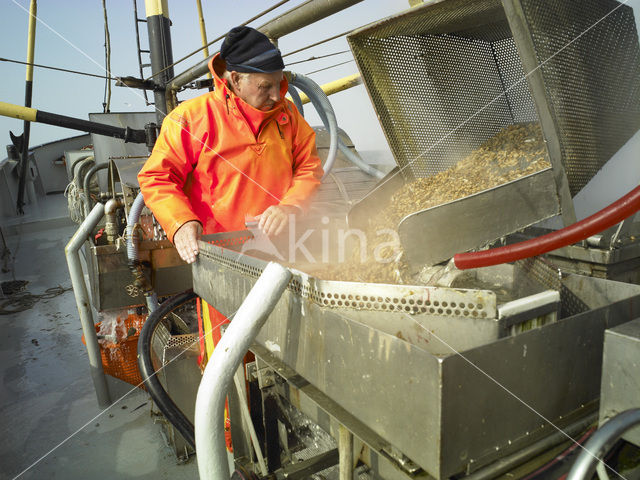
top-left (520, 0), bottom-right (640, 196)
top-left (348, 0), bottom-right (640, 198)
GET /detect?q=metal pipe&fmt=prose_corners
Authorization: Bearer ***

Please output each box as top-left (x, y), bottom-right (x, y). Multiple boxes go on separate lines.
top-left (567, 409), bottom-right (640, 480)
top-left (105, 197), bottom-right (124, 243)
top-left (195, 262), bottom-right (292, 480)
top-left (0, 101), bottom-right (147, 143)
top-left (339, 424), bottom-right (354, 480)
top-left (16, 0), bottom-right (37, 214)
top-left (83, 163), bottom-right (109, 215)
top-left (168, 0), bottom-right (364, 91)
top-left (257, 0), bottom-right (363, 41)
top-left (295, 73), bottom-right (362, 105)
top-left (195, 0), bottom-right (212, 80)
top-left (65, 202), bottom-right (111, 408)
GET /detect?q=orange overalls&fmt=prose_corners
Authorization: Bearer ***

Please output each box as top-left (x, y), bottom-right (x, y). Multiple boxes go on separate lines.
top-left (138, 53), bottom-right (323, 448)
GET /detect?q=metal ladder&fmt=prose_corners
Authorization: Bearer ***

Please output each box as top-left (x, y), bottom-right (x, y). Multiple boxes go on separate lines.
top-left (132, 0), bottom-right (151, 105)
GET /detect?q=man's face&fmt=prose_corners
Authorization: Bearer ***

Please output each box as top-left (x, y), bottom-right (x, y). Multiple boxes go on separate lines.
top-left (231, 71), bottom-right (283, 111)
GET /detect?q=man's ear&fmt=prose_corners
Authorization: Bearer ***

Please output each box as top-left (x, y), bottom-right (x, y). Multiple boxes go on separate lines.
top-left (229, 71), bottom-right (241, 89)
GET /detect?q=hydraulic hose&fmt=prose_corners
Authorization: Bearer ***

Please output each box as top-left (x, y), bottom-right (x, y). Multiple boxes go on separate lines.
top-left (137, 290), bottom-right (197, 448)
top-left (127, 192), bottom-right (145, 262)
top-left (287, 85), bottom-right (304, 117)
top-left (336, 137), bottom-right (385, 179)
top-left (453, 184), bottom-right (640, 270)
top-left (83, 163), bottom-right (108, 215)
top-left (566, 409), bottom-right (640, 480)
top-left (288, 82), bottom-right (384, 179)
top-left (289, 73), bottom-right (338, 179)
top-left (195, 262), bottom-right (292, 480)
top-left (127, 191), bottom-right (159, 312)
top-left (310, 93), bottom-right (384, 179)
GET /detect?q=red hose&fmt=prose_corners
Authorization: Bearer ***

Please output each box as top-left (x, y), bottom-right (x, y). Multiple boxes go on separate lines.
top-left (453, 184), bottom-right (640, 270)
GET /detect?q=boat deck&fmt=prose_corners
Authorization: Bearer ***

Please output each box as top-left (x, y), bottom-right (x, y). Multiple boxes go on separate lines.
top-left (0, 212), bottom-right (198, 480)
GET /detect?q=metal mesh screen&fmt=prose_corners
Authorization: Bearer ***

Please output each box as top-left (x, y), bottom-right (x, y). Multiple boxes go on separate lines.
top-left (515, 257), bottom-right (589, 318)
top-left (521, 0), bottom-right (640, 196)
top-left (349, 0), bottom-right (538, 180)
top-left (349, 0), bottom-right (640, 191)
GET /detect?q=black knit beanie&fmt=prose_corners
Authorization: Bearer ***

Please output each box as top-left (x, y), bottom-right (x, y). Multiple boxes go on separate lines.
top-left (221, 26), bottom-right (285, 73)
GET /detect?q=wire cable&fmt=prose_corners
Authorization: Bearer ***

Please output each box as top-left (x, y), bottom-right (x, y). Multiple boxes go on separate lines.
top-left (144, 0), bottom-right (291, 82)
top-left (0, 57), bottom-right (116, 80)
top-left (305, 59), bottom-right (354, 76)
top-left (285, 49), bottom-right (350, 67)
top-left (102, 0), bottom-right (112, 112)
top-left (282, 28), bottom-right (353, 58)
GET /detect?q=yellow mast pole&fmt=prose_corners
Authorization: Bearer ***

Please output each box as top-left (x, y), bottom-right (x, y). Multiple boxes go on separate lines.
top-left (195, 0), bottom-right (212, 80)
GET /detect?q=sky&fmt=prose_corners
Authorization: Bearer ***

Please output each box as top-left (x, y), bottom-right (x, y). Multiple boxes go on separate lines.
top-left (1, 0), bottom-right (639, 218)
top-left (0, 0), bottom-right (409, 152)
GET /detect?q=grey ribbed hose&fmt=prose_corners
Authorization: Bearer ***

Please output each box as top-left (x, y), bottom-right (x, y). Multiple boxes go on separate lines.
top-left (127, 191), bottom-right (158, 312)
top-left (289, 73), bottom-right (338, 180)
top-left (83, 163), bottom-right (109, 215)
top-left (288, 80), bottom-right (384, 180)
top-left (287, 85), bottom-right (304, 117)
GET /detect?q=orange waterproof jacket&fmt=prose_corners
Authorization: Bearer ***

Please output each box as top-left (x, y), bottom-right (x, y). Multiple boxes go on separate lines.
top-left (138, 54), bottom-right (323, 241)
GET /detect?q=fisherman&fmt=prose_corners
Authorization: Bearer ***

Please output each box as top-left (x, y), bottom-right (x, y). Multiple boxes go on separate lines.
top-left (138, 27), bottom-right (323, 449)
top-left (138, 25), bottom-right (323, 265)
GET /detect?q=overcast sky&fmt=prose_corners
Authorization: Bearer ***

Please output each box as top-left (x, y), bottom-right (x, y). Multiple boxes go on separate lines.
top-left (0, 0), bottom-right (408, 151)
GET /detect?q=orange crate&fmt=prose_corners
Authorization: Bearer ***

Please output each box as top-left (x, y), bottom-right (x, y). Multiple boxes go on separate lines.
top-left (83, 313), bottom-right (147, 388)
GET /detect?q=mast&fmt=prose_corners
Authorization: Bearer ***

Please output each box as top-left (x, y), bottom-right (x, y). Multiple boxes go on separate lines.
top-left (144, 0), bottom-right (175, 124)
top-left (16, 0), bottom-right (37, 214)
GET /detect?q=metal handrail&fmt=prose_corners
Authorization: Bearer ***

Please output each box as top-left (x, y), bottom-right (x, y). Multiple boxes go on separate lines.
top-left (567, 409), bottom-right (640, 480)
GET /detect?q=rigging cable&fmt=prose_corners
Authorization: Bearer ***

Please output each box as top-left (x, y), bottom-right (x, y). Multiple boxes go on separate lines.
top-left (102, 0), bottom-right (112, 112)
top-left (282, 28), bottom-right (353, 58)
top-left (305, 59), bottom-right (354, 76)
top-left (143, 0), bottom-right (291, 82)
top-left (0, 57), bottom-right (116, 80)
top-left (285, 49), bottom-right (350, 67)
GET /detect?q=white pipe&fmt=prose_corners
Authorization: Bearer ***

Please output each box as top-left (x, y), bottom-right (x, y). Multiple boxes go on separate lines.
top-left (195, 262), bottom-right (292, 480)
top-left (65, 202), bottom-right (111, 408)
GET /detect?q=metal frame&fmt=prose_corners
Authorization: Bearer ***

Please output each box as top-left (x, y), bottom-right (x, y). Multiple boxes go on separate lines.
top-left (192, 235), bottom-right (640, 479)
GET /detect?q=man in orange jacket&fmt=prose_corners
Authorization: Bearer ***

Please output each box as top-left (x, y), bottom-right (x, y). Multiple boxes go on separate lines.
top-left (138, 26), bottom-right (323, 264)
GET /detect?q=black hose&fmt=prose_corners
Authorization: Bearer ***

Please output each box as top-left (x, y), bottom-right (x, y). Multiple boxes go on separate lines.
top-left (567, 408), bottom-right (640, 480)
top-left (83, 163), bottom-right (109, 212)
top-left (137, 289), bottom-right (198, 448)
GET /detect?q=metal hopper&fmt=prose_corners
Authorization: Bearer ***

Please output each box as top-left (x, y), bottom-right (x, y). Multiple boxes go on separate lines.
top-left (346, 0), bottom-right (640, 266)
top-left (193, 232), bottom-right (640, 479)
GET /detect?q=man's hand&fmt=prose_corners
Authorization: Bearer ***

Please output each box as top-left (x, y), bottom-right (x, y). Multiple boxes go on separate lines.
top-left (173, 220), bottom-right (202, 264)
top-left (255, 205), bottom-right (299, 236)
